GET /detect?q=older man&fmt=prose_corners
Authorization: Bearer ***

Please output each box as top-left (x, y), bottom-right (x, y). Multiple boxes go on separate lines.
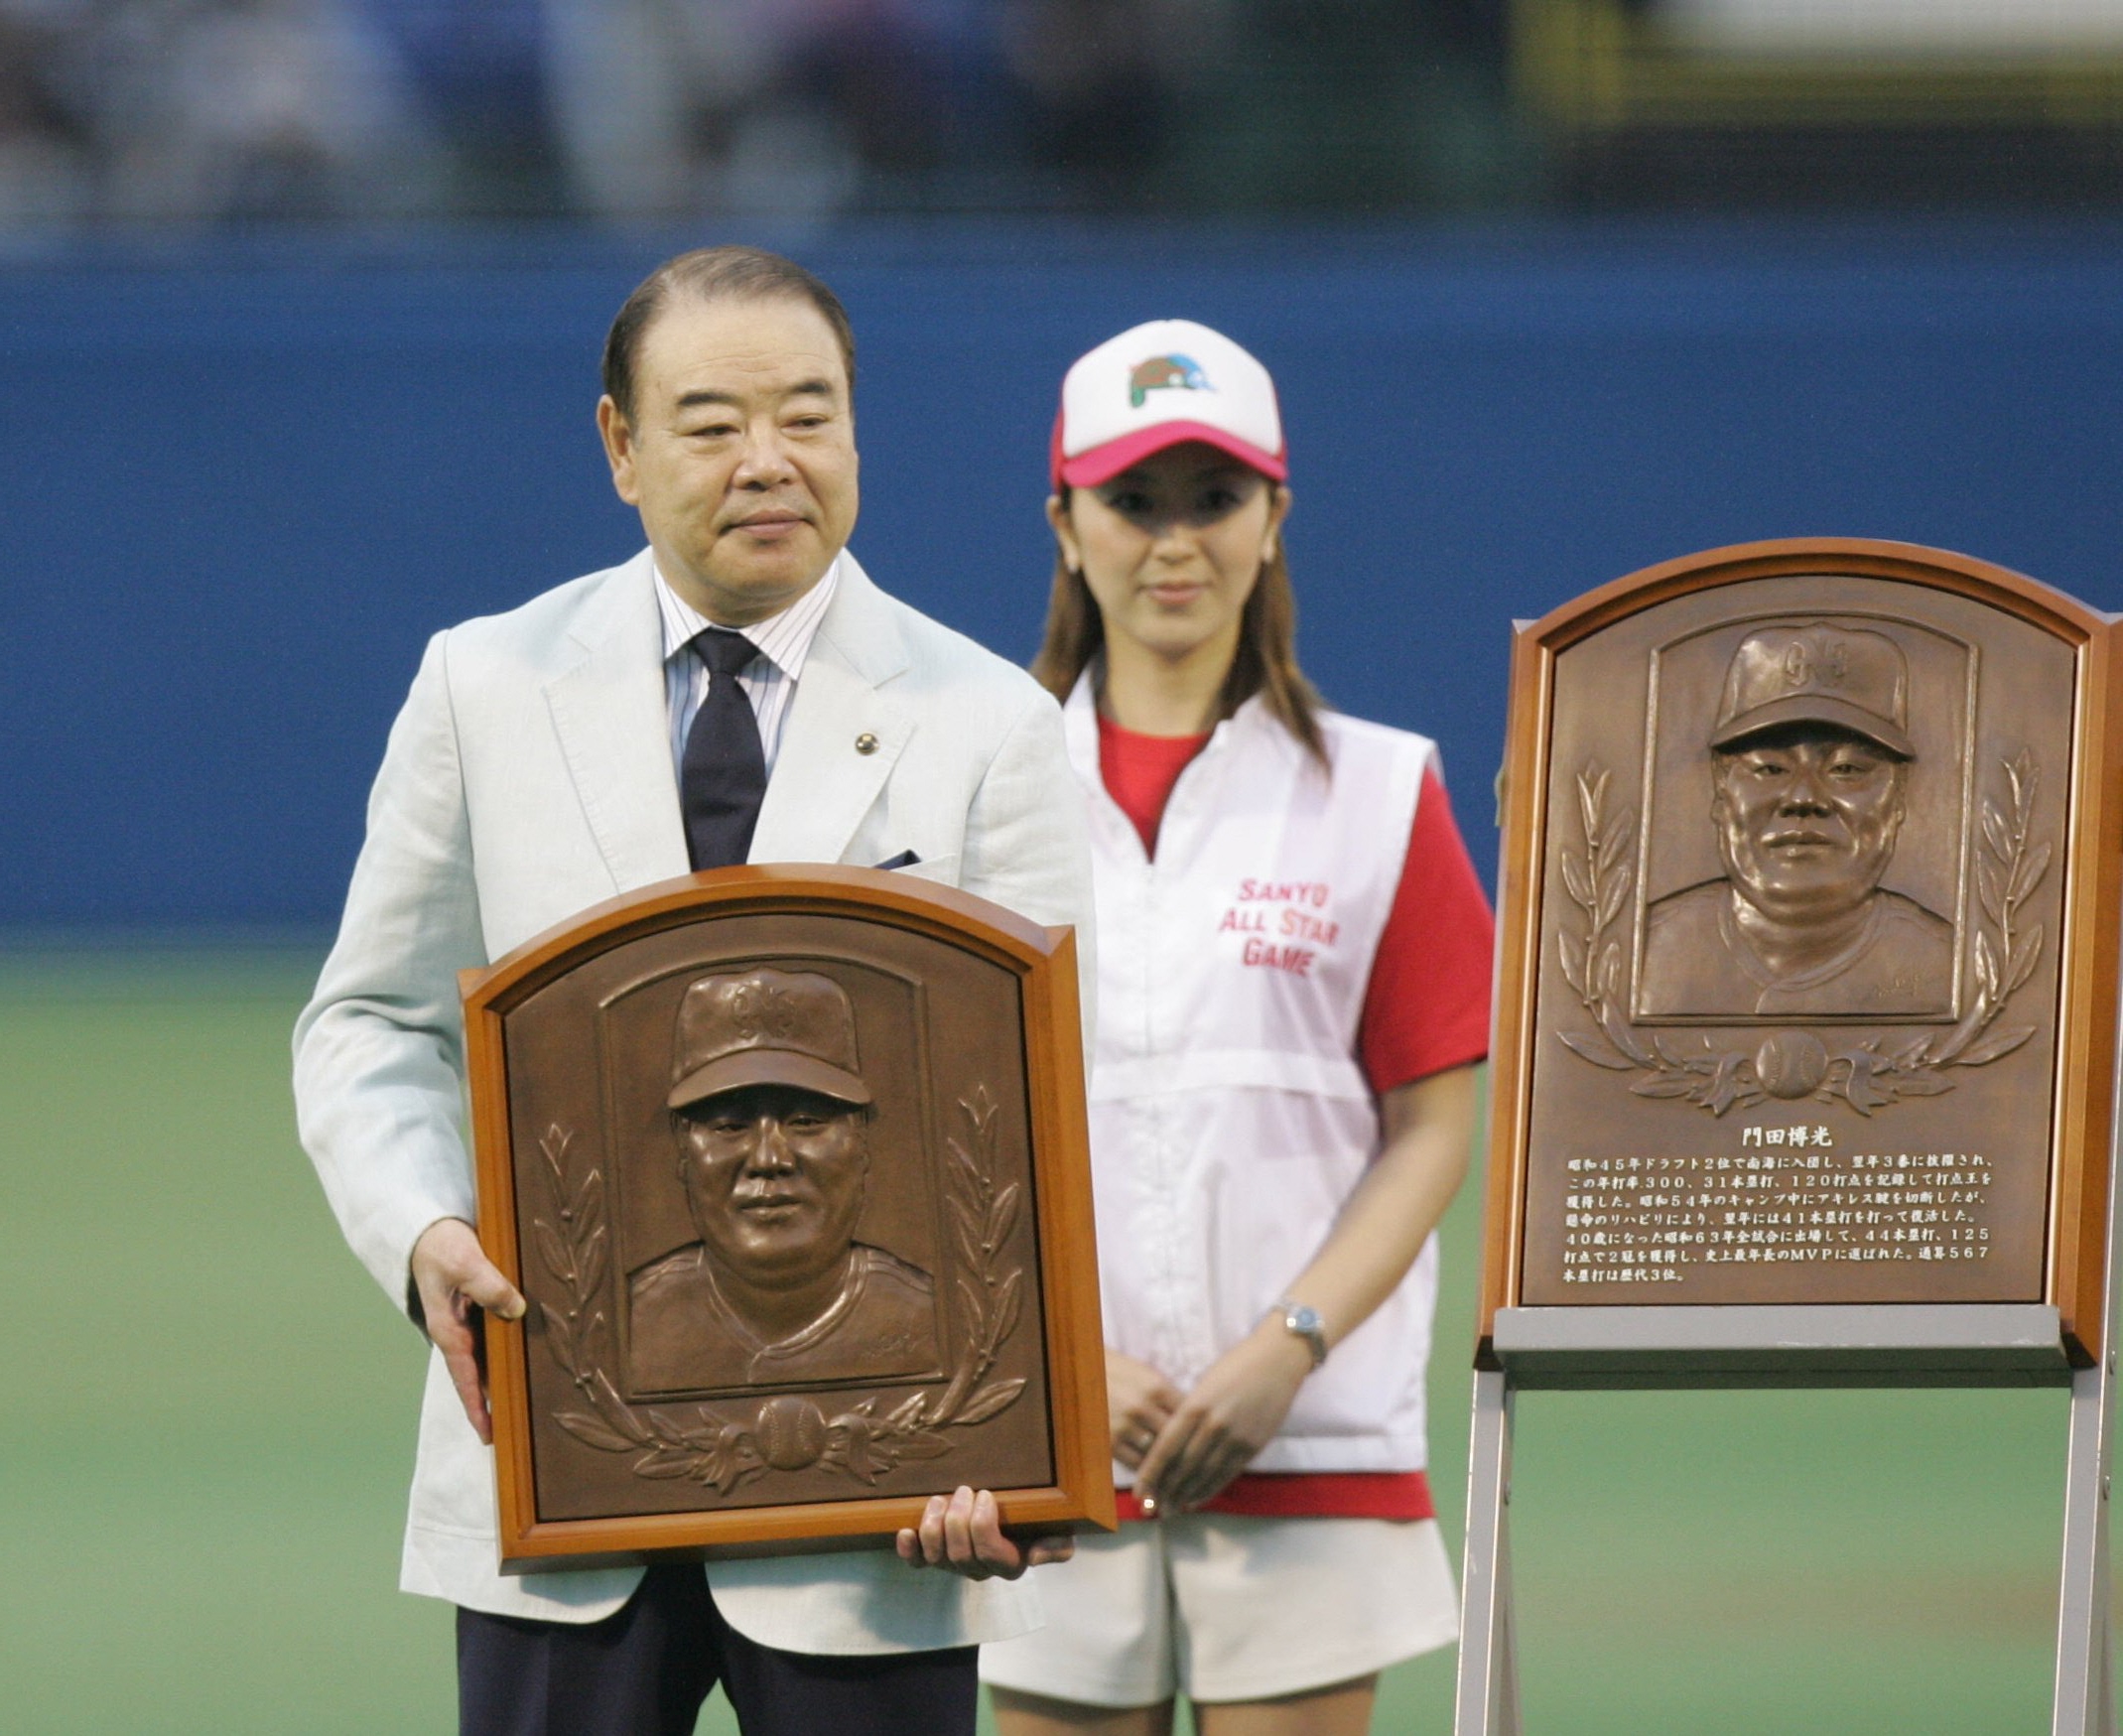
top-left (1639, 621), bottom-right (1955, 1019)
top-left (294, 246), bottom-right (1091, 1736)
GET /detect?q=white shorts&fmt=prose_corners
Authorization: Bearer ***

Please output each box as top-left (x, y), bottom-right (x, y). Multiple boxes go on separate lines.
top-left (979, 1514), bottom-right (1458, 1708)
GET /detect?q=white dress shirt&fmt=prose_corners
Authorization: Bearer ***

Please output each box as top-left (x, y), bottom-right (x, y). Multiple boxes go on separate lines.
top-left (654, 555), bottom-right (841, 776)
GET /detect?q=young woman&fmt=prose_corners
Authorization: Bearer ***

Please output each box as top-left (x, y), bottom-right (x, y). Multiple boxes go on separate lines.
top-left (979, 321), bottom-right (1495, 1736)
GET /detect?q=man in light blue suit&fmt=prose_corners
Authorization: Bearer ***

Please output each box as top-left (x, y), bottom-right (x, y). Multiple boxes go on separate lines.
top-left (294, 247), bottom-right (1092, 1735)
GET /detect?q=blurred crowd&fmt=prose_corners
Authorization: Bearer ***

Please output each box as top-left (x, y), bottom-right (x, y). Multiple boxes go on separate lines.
top-left (0, 0), bottom-right (1514, 226)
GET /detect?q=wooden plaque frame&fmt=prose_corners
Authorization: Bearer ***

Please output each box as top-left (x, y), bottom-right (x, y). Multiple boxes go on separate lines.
top-left (462, 865), bottom-right (1115, 1571)
top-left (1478, 538), bottom-right (2123, 1365)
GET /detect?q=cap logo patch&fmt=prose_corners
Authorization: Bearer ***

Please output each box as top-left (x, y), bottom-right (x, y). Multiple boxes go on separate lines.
top-left (724, 980), bottom-right (801, 1045)
top-left (1779, 640), bottom-right (1849, 694)
top-left (1128, 353), bottom-right (1210, 408)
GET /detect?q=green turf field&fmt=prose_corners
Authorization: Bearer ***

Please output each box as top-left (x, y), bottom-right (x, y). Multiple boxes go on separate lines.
top-left (0, 949), bottom-right (2092, 1732)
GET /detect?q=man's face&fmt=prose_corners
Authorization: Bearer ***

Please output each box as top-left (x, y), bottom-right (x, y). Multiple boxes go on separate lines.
top-left (1711, 726), bottom-right (1909, 924)
top-left (675, 1084), bottom-right (869, 1291)
top-left (597, 293), bottom-right (859, 626)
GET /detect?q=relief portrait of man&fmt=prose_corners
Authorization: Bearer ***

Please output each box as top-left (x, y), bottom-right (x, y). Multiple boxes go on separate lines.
top-left (1638, 623), bottom-right (1957, 1020)
top-left (625, 967), bottom-right (941, 1395)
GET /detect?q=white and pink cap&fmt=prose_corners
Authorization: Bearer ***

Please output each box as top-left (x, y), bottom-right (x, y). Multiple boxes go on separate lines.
top-left (1051, 318), bottom-right (1286, 489)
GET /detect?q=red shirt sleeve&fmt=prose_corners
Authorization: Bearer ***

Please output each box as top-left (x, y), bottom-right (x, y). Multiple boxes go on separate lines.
top-left (1357, 760), bottom-right (1495, 1096)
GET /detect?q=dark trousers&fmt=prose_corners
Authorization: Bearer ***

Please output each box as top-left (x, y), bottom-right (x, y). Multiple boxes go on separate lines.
top-left (457, 1566), bottom-right (979, 1736)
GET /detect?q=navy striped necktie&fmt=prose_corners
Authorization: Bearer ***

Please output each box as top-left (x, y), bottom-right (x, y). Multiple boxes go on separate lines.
top-left (681, 629), bottom-right (766, 869)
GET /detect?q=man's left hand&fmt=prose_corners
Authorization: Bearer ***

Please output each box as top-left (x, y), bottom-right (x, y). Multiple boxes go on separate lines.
top-left (894, 1487), bottom-right (1074, 1580)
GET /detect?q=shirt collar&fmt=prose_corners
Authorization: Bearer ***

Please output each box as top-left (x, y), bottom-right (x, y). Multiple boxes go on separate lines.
top-left (1063, 657), bottom-right (1264, 771)
top-left (653, 552), bottom-right (841, 682)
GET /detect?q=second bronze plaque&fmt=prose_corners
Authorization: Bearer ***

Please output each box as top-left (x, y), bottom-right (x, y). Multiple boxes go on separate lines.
top-left (1484, 541), bottom-right (2123, 1342)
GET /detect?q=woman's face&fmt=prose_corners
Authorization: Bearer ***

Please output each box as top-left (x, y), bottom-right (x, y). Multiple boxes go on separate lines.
top-left (1051, 442), bottom-right (1289, 667)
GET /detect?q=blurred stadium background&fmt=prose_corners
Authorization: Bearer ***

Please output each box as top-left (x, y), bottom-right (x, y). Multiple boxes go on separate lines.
top-left (5, 3), bottom-right (2123, 1731)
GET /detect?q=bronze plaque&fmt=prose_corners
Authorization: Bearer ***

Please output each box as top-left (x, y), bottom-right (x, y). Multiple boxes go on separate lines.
top-left (464, 866), bottom-right (1115, 1569)
top-left (1481, 542), bottom-right (2123, 1352)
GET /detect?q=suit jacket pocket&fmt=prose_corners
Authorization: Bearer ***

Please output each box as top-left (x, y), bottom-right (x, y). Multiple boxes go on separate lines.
top-left (888, 851), bottom-right (959, 887)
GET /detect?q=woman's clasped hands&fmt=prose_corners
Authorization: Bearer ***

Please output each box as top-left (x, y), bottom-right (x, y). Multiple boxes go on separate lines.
top-left (1107, 1327), bottom-right (1313, 1515)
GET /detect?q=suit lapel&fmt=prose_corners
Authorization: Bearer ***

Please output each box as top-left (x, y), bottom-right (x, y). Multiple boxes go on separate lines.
top-left (751, 554), bottom-right (914, 867)
top-left (543, 552), bottom-right (692, 891)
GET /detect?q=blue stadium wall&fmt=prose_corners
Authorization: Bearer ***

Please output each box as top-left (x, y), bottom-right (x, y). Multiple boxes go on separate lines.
top-left (4, 219), bottom-right (2121, 930)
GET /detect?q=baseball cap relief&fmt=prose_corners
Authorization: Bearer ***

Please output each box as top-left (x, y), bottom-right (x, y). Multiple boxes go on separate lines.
top-left (1052, 318), bottom-right (1286, 489)
top-left (1711, 623), bottom-right (1915, 759)
top-left (667, 968), bottom-right (871, 1111)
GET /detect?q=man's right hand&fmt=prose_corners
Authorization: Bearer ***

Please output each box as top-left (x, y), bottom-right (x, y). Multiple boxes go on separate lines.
top-left (410, 1218), bottom-right (526, 1444)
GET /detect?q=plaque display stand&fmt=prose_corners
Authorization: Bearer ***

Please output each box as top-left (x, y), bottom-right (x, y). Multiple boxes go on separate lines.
top-left (1457, 541), bottom-right (2123, 1734)
top-left (1455, 1152), bottom-right (2120, 1735)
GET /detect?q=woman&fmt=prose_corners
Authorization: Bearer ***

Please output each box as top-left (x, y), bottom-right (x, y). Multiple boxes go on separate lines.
top-left (979, 321), bottom-right (1495, 1736)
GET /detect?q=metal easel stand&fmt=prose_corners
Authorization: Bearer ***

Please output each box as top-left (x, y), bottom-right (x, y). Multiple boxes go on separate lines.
top-left (2056, 1344), bottom-right (2115, 1736)
top-left (2055, 1027), bottom-right (2123, 1736)
top-left (1455, 1365), bottom-right (1520, 1736)
top-left (1454, 1290), bottom-right (2117, 1735)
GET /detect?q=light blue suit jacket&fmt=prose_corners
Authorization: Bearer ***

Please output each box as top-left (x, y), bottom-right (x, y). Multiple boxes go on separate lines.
top-left (294, 548), bottom-right (1093, 1645)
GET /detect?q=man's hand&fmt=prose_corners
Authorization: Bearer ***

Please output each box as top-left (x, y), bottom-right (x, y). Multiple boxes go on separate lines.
top-left (1106, 1348), bottom-right (1182, 1474)
top-left (1135, 1324), bottom-right (1312, 1513)
top-left (894, 1487), bottom-right (1074, 1580)
top-left (410, 1218), bottom-right (525, 1444)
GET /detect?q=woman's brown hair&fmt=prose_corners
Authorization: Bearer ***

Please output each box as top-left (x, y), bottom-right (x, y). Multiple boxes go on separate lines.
top-left (1028, 487), bottom-right (1329, 767)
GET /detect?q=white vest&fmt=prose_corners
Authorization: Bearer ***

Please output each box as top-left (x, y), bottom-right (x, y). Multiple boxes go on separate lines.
top-left (1065, 676), bottom-right (1440, 1473)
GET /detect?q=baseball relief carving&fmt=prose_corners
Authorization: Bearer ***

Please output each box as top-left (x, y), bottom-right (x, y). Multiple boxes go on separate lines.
top-left (1557, 739), bottom-right (2047, 1119)
top-left (1636, 623), bottom-right (1957, 1021)
top-left (627, 969), bottom-right (944, 1397)
top-left (530, 1072), bottom-right (1027, 1496)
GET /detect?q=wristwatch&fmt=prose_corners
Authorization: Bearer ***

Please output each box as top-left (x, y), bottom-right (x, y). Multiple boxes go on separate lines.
top-left (1277, 1299), bottom-right (1329, 1369)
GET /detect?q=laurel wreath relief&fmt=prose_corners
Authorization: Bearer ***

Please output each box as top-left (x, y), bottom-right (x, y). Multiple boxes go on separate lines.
top-left (530, 1085), bottom-right (1026, 1493)
top-left (1557, 752), bottom-right (2047, 1117)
